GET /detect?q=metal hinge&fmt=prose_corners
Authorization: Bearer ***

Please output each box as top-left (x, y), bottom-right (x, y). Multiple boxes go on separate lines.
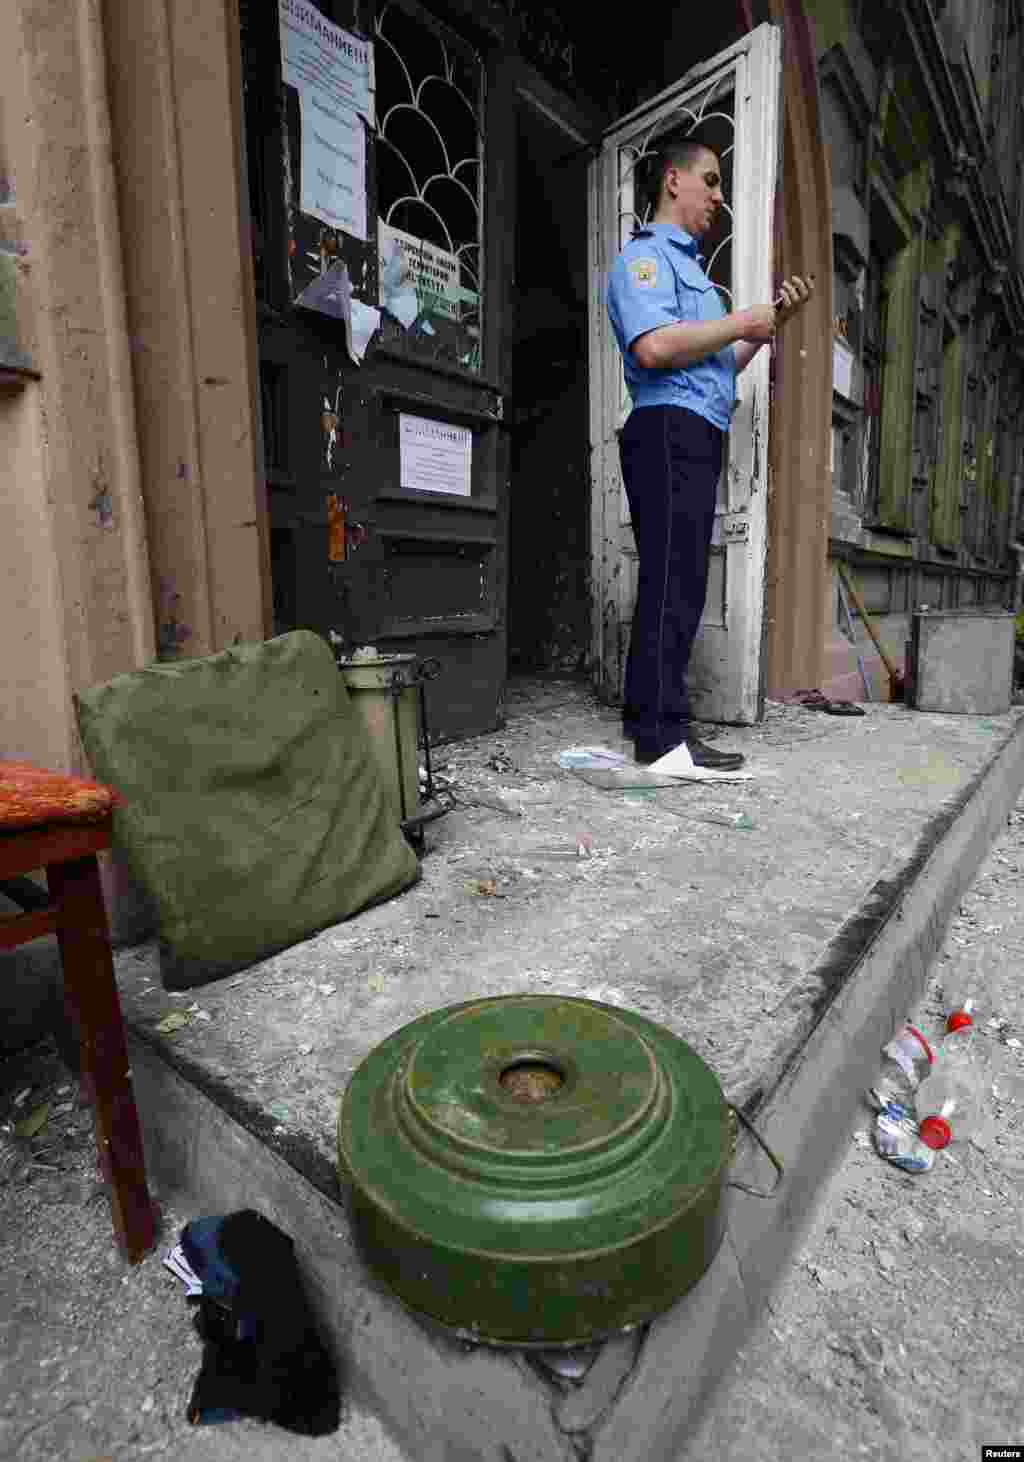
top-left (721, 514), bottom-right (750, 543)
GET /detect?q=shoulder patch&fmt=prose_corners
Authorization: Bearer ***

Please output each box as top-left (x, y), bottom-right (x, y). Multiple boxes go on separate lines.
top-left (627, 256), bottom-right (659, 289)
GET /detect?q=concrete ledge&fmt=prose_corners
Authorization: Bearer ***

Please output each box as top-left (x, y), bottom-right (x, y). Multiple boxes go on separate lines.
top-left (129, 1034), bottom-right (575, 1462)
top-left (596, 712), bottom-right (1024, 1462)
top-left (122, 705), bottom-right (1024, 1462)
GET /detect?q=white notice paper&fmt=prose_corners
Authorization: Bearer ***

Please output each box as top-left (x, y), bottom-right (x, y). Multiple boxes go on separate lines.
top-left (278, 0), bottom-right (373, 239)
top-left (400, 414), bottom-right (472, 497)
top-left (349, 300), bottom-right (381, 363)
top-left (833, 339), bottom-right (854, 399)
top-left (379, 221), bottom-right (474, 323)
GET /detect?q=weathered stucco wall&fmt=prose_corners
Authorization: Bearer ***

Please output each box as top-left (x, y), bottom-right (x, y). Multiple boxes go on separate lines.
top-left (1, 0), bottom-right (268, 785)
top-left (801, 0), bottom-right (1024, 701)
top-left (0, 0), bottom-right (156, 770)
top-left (103, 0), bottom-right (271, 661)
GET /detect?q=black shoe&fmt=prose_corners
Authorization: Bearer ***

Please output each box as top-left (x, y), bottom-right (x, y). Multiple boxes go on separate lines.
top-left (683, 736), bottom-right (745, 770)
top-left (633, 735), bottom-right (745, 770)
top-left (633, 736), bottom-right (668, 766)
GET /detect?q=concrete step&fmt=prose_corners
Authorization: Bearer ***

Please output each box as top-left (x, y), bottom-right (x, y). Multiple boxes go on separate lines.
top-left (120, 697), bottom-right (1024, 1461)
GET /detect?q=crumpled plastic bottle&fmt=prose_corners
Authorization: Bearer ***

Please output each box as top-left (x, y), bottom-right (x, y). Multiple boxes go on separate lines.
top-left (872, 1099), bottom-right (936, 1174)
top-left (867, 1024), bottom-right (934, 1112)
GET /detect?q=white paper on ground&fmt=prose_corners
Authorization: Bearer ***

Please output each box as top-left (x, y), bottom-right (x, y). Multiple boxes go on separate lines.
top-left (647, 743), bottom-right (752, 782)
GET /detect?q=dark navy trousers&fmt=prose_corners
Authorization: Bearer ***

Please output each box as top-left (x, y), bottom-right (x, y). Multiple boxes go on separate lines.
top-left (618, 406), bottom-right (724, 745)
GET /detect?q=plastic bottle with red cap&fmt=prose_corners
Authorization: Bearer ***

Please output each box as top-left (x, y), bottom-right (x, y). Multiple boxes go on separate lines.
top-left (913, 993), bottom-right (985, 1150)
top-left (867, 1023), bottom-right (934, 1111)
top-left (943, 986), bottom-right (978, 1036)
top-left (914, 1062), bottom-right (980, 1150)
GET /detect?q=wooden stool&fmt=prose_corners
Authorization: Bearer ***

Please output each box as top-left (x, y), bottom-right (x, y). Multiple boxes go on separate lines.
top-left (0, 761), bottom-right (155, 1263)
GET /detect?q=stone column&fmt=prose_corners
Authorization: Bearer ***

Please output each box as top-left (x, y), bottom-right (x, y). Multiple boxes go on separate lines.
top-left (0, 0), bottom-right (157, 774)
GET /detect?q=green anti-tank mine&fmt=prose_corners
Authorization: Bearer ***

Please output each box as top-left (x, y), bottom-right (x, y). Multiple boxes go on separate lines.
top-left (337, 995), bottom-right (739, 1347)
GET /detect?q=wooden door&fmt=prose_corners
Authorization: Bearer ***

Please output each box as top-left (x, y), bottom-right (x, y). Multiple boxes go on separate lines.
top-left (242, 0), bottom-right (511, 742)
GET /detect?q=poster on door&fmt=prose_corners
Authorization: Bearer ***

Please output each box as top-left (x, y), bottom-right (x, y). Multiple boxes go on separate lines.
top-left (399, 414), bottom-right (472, 497)
top-left (379, 221), bottom-right (477, 327)
top-left (278, 0), bottom-right (374, 240)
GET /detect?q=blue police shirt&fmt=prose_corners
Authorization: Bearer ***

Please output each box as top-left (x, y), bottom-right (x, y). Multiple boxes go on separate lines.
top-left (606, 223), bottom-right (737, 431)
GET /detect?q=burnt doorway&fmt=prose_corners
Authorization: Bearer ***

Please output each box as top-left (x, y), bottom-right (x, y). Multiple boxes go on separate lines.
top-left (507, 101), bottom-right (591, 676)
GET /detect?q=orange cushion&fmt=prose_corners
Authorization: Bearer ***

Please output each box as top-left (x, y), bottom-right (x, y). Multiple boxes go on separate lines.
top-left (0, 760), bottom-right (121, 831)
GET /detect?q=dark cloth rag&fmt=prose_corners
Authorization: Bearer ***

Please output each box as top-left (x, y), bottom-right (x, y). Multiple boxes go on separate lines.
top-left (179, 1209), bottom-right (340, 1433)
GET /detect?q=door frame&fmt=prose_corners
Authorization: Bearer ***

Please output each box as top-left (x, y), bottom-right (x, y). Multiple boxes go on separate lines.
top-left (587, 23), bottom-right (783, 723)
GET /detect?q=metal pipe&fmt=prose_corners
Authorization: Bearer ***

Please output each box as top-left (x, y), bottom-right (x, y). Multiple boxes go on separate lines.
top-left (837, 573), bottom-right (873, 701)
top-left (389, 671), bottom-right (409, 824)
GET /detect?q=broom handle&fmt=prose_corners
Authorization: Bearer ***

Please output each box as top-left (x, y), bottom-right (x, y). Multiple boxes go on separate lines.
top-left (835, 563), bottom-right (901, 681)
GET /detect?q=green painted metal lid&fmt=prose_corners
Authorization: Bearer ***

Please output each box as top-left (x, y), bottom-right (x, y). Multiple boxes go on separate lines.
top-left (337, 996), bottom-right (737, 1347)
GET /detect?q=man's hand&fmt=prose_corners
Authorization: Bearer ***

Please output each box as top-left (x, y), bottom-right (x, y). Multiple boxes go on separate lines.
top-left (774, 274), bottom-right (814, 325)
top-left (632, 274), bottom-right (814, 371)
top-left (738, 303), bottom-right (777, 344)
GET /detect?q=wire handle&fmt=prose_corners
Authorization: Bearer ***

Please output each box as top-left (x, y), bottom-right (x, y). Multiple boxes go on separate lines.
top-left (726, 1106), bottom-right (785, 1199)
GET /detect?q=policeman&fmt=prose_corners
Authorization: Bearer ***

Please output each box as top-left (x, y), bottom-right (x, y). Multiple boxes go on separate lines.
top-left (607, 134), bottom-right (813, 767)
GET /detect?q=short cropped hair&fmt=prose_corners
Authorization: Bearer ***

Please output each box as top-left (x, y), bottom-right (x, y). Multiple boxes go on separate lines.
top-left (640, 132), bottom-right (720, 212)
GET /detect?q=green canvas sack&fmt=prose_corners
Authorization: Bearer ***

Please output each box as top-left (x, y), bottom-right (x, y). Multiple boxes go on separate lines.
top-left (75, 630), bottom-right (419, 988)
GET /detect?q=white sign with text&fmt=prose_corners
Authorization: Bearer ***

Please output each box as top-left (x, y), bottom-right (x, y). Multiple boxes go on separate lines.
top-left (278, 0), bottom-right (373, 239)
top-left (399, 414), bottom-right (472, 497)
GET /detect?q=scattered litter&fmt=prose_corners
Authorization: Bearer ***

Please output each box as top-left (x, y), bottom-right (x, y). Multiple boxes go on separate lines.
top-left (576, 833), bottom-right (593, 858)
top-left (535, 1346), bottom-right (600, 1380)
top-left (368, 974), bottom-right (386, 993)
top-left (868, 1024), bottom-right (934, 1112)
top-left (558, 742), bottom-right (752, 784)
top-left (647, 743), bottom-right (752, 783)
top-left (486, 751), bottom-right (515, 774)
top-left (1, 1131), bottom-right (27, 1183)
top-left (268, 1102), bottom-right (291, 1123)
top-left (14, 1102), bottom-right (50, 1139)
top-left (852, 1129), bottom-right (872, 1150)
top-left (163, 1241), bottom-right (203, 1297)
top-left (154, 1011), bottom-right (191, 1035)
top-left (317, 984), bottom-right (336, 996)
top-left (811, 1266), bottom-right (854, 1293)
top-left (298, 1044), bottom-right (314, 1056)
top-left (13, 1088), bottom-right (32, 1108)
top-left (789, 688), bottom-right (865, 717)
top-left (468, 878), bottom-right (499, 896)
top-left (557, 746), bottom-right (628, 771)
top-left (457, 789), bottom-right (522, 818)
top-left (698, 810), bottom-right (756, 829)
top-left (623, 788), bottom-right (656, 803)
top-left (873, 1100), bottom-right (935, 1173)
